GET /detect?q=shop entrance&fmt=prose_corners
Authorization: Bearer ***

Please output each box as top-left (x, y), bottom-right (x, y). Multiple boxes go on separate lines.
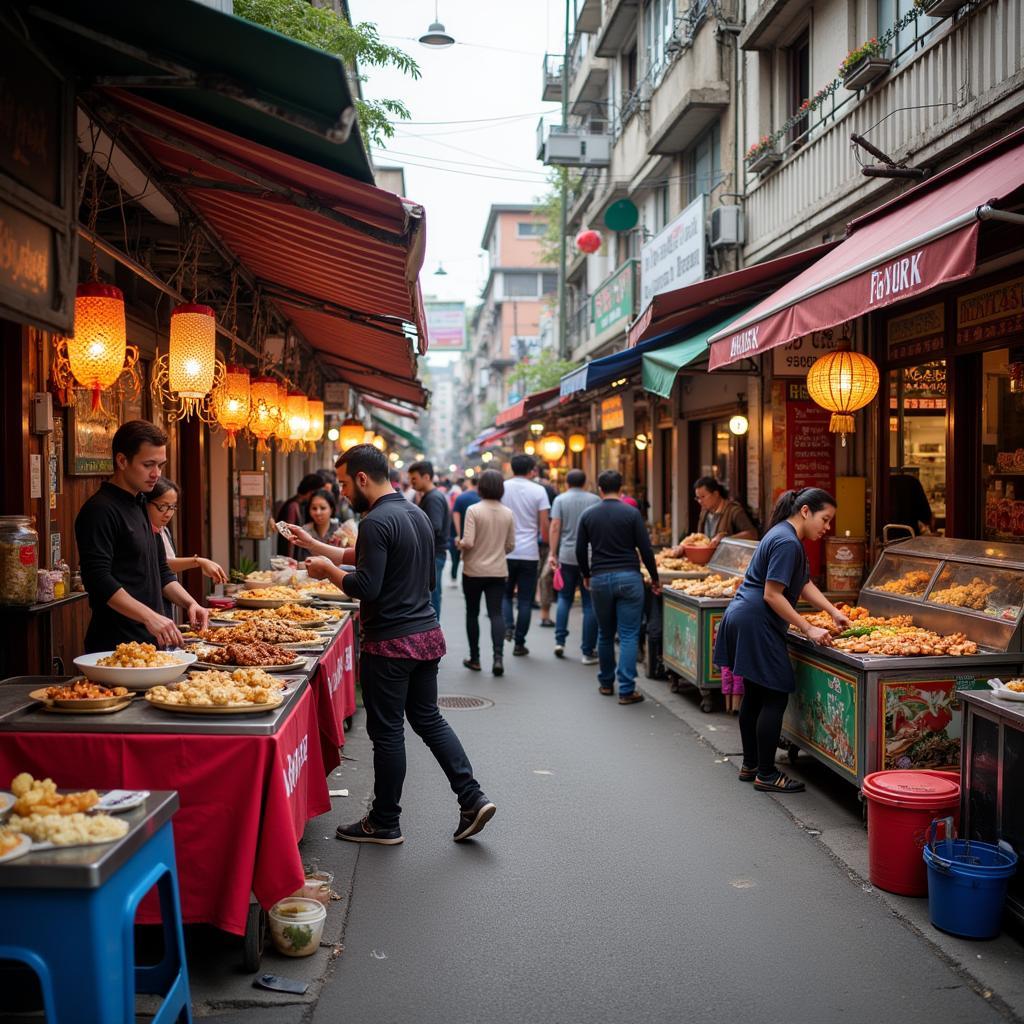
top-left (687, 416), bottom-right (747, 533)
top-left (981, 347), bottom-right (1024, 543)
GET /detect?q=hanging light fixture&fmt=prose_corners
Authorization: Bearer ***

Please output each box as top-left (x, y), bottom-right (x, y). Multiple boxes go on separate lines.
top-left (304, 399), bottom-right (325, 451)
top-left (529, 420), bottom-right (545, 437)
top-left (327, 426), bottom-right (340, 443)
top-left (248, 377), bottom-right (280, 454)
top-left (539, 434), bottom-right (566, 462)
top-left (806, 346), bottom-right (880, 446)
top-left (371, 434), bottom-right (387, 452)
top-left (338, 418), bottom-right (366, 451)
top-left (524, 439), bottom-right (536, 455)
top-left (363, 428), bottom-right (377, 446)
top-left (634, 432), bottom-right (650, 451)
top-left (419, 1), bottom-right (455, 46)
top-left (481, 450), bottom-right (494, 463)
top-left (212, 363), bottom-right (252, 448)
top-left (568, 432), bottom-right (587, 453)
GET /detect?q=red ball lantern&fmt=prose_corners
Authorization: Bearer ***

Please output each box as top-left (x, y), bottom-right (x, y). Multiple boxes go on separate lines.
top-left (576, 229), bottom-right (602, 254)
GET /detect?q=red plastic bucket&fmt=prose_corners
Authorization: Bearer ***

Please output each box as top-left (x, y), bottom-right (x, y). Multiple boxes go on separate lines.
top-left (862, 771), bottom-right (961, 896)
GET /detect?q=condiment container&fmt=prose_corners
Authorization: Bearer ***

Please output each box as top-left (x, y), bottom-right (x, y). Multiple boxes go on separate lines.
top-left (0, 516), bottom-right (39, 605)
top-left (293, 870), bottom-right (334, 906)
top-left (268, 897), bottom-right (326, 957)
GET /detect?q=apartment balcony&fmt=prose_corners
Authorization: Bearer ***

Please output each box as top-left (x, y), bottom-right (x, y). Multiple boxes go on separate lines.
top-left (738, 0), bottom-right (805, 50)
top-left (542, 53), bottom-right (564, 103)
top-left (595, 0), bottom-right (640, 56)
top-left (567, 33), bottom-right (610, 116)
top-left (567, 298), bottom-right (592, 356)
top-left (566, 168), bottom-right (600, 231)
top-left (573, 0), bottom-right (603, 34)
top-left (537, 119), bottom-right (612, 166)
top-left (743, 0), bottom-right (1024, 262)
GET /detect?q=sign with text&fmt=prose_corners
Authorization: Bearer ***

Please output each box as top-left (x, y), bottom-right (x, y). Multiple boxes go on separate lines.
top-left (887, 303), bottom-right (945, 361)
top-left (591, 259), bottom-right (637, 335)
top-left (323, 381), bottom-right (349, 408)
top-left (600, 394), bottom-right (624, 431)
top-left (772, 330), bottom-right (842, 377)
top-left (640, 195), bottom-right (705, 310)
top-left (956, 276), bottom-right (1024, 346)
top-left (425, 300), bottom-right (467, 351)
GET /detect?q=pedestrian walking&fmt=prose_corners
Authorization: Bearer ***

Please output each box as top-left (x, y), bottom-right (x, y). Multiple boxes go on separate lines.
top-left (304, 444), bottom-right (496, 845)
top-left (500, 454), bottom-right (550, 656)
top-left (535, 466), bottom-right (558, 628)
top-left (576, 470), bottom-right (661, 704)
top-left (457, 470), bottom-right (515, 677)
top-left (409, 460), bottom-right (452, 620)
top-left (713, 487), bottom-right (851, 793)
top-left (450, 476), bottom-right (480, 586)
top-left (548, 469), bottom-right (600, 662)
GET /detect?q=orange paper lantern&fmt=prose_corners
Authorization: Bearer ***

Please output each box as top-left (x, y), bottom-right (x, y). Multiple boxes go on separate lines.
top-left (304, 399), bottom-right (325, 447)
top-left (248, 376), bottom-right (280, 452)
top-left (70, 282), bottom-right (127, 408)
top-left (806, 347), bottom-right (880, 446)
top-left (212, 363), bottom-right (251, 447)
top-left (169, 303), bottom-right (217, 400)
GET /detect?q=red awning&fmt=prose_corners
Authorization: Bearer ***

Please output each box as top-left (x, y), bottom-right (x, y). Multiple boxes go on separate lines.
top-left (495, 386), bottom-right (560, 427)
top-left (361, 394), bottom-right (420, 420)
top-left (98, 90), bottom-right (429, 403)
top-left (480, 428), bottom-right (512, 449)
top-left (628, 244), bottom-right (835, 348)
top-left (708, 129), bottom-right (1024, 370)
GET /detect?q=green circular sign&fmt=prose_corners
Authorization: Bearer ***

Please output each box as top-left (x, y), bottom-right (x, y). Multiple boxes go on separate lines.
top-left (604, 199), bottom-right (639, 232)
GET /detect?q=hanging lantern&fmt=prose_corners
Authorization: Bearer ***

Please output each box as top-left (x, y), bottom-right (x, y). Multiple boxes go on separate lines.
top-left (338, 418), bottom-right (365, 451)
top-left (576, 229), bottom-right (602, 254)
top-left (634, 432), bottom-right (650, 451)
top-left (371, 434), bottom-right (386, 452)
top-left (729, 414), bottom-right (749, 436)
top-left (363, 428), bottom-right (377, 446)
top-left (806, 347), bottom-right (880, 447)
top-left (524, 439), bottom-right (536, 455)
top-left (538, 434), bottom-right (566, 462)
top-left (304, 399), bottom-right (325, 450)
top-left (153, 303), bottom-right (223, 421)
top-left (212, 364), bottom-right (252, 448)
top-left (568, 432), bottom-right (587, 453)
top-left (248, 376), bottom-right (279, 453)
top-left (529, 420), bottom-right (545, 437)
top-left (66, 283), bottom-right (128, 409)
top-left (286, 391), bottom-right (309, 439)
top-left (481, 450), bottom-right (494, 463)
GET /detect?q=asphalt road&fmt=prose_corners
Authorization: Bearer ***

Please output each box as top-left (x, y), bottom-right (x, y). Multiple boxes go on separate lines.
top-left (310, 583), bottom-right (1007, 1024)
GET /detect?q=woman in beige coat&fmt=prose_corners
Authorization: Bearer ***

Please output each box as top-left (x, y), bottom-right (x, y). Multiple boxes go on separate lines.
top-left (458, 469), bottom-right (516, 676)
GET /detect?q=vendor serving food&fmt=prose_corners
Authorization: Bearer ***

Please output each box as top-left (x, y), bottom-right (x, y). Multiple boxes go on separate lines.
top-left (669, 477), bottom-right (758, 555)
top-left (75, 421), bottom-right (209, 651)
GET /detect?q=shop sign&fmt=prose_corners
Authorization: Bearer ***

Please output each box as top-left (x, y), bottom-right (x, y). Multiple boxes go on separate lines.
top-left (0, 34), bottom-right (75, 334)
top-left (772, 330), bottom-right (842, 377)
top-left (640, 195), bottom-right (705, 309)
top-left (889, 363), bottom-right (946, 411)
top-left (323, 381), bottom-right (349, 407)
top-left (600, 394), bottom-right (624, 431)
top-left (591, 259), bottom-right (637, 335)
top-left (886, 304), bottom-right (945, 361)
top-left (425, 300), bottom-right (467, 352)
top-left (956, 276), bottom-right (1024, 346)
top-left (786, 653), bottom-right (858, 778)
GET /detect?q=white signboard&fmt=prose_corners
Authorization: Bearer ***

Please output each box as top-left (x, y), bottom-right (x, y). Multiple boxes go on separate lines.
top-left (640, 195), bottom-right (706, 309)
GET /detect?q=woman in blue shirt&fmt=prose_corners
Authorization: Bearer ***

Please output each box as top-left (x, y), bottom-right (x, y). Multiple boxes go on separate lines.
top-left (714, 488), bottom-right (851, 792)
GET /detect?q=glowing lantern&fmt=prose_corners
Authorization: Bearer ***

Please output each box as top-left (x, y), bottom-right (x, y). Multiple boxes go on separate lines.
top-left (576, 229), bottom-right (602, 254)
top-left (729, 414), bottom-right (749, 436)
top-left (806, 347), bottom-right (880, 446)
top-left (267, 382), bottom-right (288, 438)
top-left (568, 432), bottom-right (586, 453)
top-left (169, 303), bottom-right (217, 403)
top-left (304, 400), bottom-right (325, 448)
top-left (524, 440), bottom-right (536, 455)
top-left (286, 391), bottom-right (309, 440)
top-left (363, 429), bottom-right (377, 446)
top-left (371, 434), bottom-right (386, 452)
top-left (338, 418), bottom-right (366, 451)
top-left (481, 450), bottom-right (494, 463)
top-left (248, 376), bottom-right (280, 453)
top-left (538, 434), bottom-right (566, 462)
top-left (212, 363), bottom-right (251, 448)
top-left (68, 283), bottom-right (128, 409)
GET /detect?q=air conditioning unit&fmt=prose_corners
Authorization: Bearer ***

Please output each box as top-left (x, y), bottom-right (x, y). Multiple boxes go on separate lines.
top-left (710, 205), bottom-right (745, 248)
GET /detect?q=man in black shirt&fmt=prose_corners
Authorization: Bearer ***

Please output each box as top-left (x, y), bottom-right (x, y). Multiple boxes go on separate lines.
top-left (75, 420), bottom-right (209, 652)
top-left (409, 459), bottom-right (451, 620)
top-left (576, 470), bottom-right (661, 705)
top-left (304, 445), bottom-right (495, 846)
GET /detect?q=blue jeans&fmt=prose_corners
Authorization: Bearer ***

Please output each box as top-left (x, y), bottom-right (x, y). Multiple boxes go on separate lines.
top-left (431, 552), bottom-right (446, 619)
top-left (502, 558), bottom-right (539, 645)
top-left (588, 570), bottom-right (645, 693)
top-left (555, 563), bottom-right (597, 655)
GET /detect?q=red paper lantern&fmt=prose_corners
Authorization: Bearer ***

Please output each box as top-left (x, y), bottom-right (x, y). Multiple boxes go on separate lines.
top-left (576, 229), bottom-right (602, 254)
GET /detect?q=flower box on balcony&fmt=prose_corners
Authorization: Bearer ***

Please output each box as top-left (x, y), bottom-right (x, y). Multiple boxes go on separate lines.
top-left (842, 56), bottom-right (893, 90)
top-left (746, 149), bottom-right (782, 175)
top-left (918, 0), bottom-right (962, 16)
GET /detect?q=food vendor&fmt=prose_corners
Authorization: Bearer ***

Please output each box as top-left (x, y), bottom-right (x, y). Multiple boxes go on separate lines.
top-left (74, 421), bottom-right (210, 652)
top-left (713, 488), bottom-right (851, 793)
top-left (669, 477), bottom-right (757, 555)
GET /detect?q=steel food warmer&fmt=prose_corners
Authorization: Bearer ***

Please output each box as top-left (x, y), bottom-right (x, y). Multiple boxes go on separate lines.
top-left (661, 539), bottom-right (757, 711)
top-left (782, 537), bottom-right (1024, 788)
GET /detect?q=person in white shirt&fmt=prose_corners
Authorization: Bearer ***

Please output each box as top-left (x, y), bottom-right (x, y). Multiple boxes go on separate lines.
top-left (500, 454), bottom-right (550, 656)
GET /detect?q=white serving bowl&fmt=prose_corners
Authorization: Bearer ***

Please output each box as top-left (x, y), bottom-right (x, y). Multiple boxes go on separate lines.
top-left (74, 650), bottom-right (197, 688)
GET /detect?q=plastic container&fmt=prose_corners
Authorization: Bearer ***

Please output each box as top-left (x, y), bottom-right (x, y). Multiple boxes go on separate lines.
top-left (862, 770), bottom-right (961, 896)
top-left (293, 870), bottom-right (334, 907)
top-left (0, 516), bottom-right (39, 605)
top-left (268, 897), bottom-right (326, 957)
top-left (924, 817), bottom-right (1018, 939)
top-left (825, 535), bottom-right (866, 593)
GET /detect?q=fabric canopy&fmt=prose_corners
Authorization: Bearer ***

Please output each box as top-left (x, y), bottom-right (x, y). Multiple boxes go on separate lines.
top-left (371, 414), bottom-right (425, 451)
top-left (642, 309), bottom-right (754, 398)
top-left (494, 386), bottom-right (560, 427)
top-left (560, 343), bottom-right (647, 397)
top-left (708, 129), bottom-right (1024, 370)
top-left (361, 395), bottom-right (420, 421)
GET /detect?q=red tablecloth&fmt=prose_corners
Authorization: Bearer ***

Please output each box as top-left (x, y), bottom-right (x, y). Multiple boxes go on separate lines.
top-left (0, 685), bottom-right (330, 935)
top-left (309, 614), bottom-right (358, 773)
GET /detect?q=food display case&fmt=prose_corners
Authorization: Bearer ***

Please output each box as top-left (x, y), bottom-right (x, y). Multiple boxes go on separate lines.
top-left (661, 539), bottom-right (756, 711)
top-left (642, 553), bottom-right (710, 680)
top-left (782, 537), bottom-right (1024, 788)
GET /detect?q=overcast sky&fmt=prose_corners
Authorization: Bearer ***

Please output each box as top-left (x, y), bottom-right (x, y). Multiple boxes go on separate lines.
top-left (351, 0), bottom-right (565, 361)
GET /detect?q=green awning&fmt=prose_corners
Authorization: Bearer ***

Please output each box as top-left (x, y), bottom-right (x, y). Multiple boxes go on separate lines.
top-left (372, 414), bottom-right (425, 452)
top-left (24, 0), bottom-right (373, 182)
top-left (641, 309), bottom-right (755, 398)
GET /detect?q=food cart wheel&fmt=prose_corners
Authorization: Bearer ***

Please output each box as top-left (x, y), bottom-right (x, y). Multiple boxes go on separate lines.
top-left (241, 900), bottom-right (268, 973)
top-left (343, 715), bottom-right (353, 732)
top-left (787, 743), bottom-right (800, 766)
top-left (699, 690), bottom-right (714, 713)
top-left (667, 672), bottom-right (682, 694)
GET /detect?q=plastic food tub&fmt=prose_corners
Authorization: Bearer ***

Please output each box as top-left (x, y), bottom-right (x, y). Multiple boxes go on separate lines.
top-left (293, 871), bottom-right (334, 907)
top-left (268, 897), bottom-right (326, 957)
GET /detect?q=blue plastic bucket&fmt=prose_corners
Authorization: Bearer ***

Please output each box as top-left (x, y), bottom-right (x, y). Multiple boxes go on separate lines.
top-left (923, 817), bottom-right (1018, 940)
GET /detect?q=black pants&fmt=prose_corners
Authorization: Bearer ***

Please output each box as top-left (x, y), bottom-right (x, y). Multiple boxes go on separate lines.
top-left (361, 653), bottom-right (482, 829)
top-left (503, 558), bottom-right (539, 644)
top-left (449, 538), bottom-right (461, 579)
top-left (738, 680), bottom-right (790, 779)
top-left (463, 575), bottom-right (505, 661)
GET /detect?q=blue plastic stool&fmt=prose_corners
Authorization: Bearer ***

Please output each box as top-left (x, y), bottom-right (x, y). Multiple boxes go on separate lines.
top-left (0, 819), bottom-right (191, 1023)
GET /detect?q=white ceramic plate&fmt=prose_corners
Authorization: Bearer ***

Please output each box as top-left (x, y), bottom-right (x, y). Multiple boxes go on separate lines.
top-left (0, 833), bottom-right (32, 864)
top-left (993, 687), bottom-right (1024, 702)
top-left (189, 658), bottom-right (307, 673)
top-left (0, 791), bottom-right (14, 817)
top-left (96, 790), bottom-right (150, 813)
top-left (74, 651), bottom-right (197, 688)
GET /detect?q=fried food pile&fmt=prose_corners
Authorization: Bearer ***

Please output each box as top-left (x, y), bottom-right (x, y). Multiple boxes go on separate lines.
top-left (241, 586), bottom-right (310, 602)
top-left (8, 811), bottom-right (128, 846)
top-left (832, 627), bottom-right (978, 657)
top-left (97, 643), bottom-right (183, 668)
top-left (219, 604), bottom-right (335, 625)
top-left (0, 828), bottom-right (24, 856)
top-left (1005, 679), bottom-right (1024, 693)
top-left (44, 681), bottom-right (129, 700)
top-left (192, 621), bottom-right (321, 645)
top-left (874, 570), bottom-right (933, 596)
top-left (929, 577), bottom-right (997, 610)
top-left (679, 533), bottom-right (711, 547)
top-left (11, 773), bottom-right (98, 816)
top-left (147, 673), bottom-right (283, 707)
top-left (296, 580), bottom-right (344, 595)
top-left (654, 553), bottom-right (706, 573)
top-left (800, 606), bottom-right (914, 637)
top-left (198, 641), bottom-right (296, 667)
top-left (668, 574), bottom-right (740, 598)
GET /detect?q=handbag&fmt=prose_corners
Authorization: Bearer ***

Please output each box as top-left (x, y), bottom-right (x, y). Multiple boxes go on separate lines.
top-left (552, 565), bottom-right (565, 591)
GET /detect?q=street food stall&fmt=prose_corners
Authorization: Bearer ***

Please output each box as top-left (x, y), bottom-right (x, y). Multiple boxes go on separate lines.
top-left (661, 539), bottom-right (757, 710)
top-left (642, 549), bottom-right (712, 680)
top-left (782, 537), bottom-right (1024, 788)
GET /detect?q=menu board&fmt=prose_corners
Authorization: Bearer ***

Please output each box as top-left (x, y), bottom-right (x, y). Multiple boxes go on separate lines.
top-left (786, 383), bottom-right (835, 578)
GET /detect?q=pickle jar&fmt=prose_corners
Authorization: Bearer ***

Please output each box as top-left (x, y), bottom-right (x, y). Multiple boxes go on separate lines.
top-left (0, 516), bottom-right (40, 605)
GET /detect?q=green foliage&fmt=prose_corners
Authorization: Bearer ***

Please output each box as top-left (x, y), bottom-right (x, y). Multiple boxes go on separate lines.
top-left (533, 169), bottom-right (582, 266)
top-left (511, 348), bottom-right (578, 396)
top-left (230, 555), bottom-right (259, 582)
top-left (234, 0), bottom-right (419, 147)
top-left (282, 923), bottom-right (313, 951)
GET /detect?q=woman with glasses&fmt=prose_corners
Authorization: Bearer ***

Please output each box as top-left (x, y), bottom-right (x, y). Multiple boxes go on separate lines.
top-left (147, 478), bottom-right (227, 616)
top-left (304, 488), bottom-right (349, 547)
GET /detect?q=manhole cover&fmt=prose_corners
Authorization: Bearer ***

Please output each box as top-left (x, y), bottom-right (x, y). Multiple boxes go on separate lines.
top-left (437, 694), bottom-right (493, 710)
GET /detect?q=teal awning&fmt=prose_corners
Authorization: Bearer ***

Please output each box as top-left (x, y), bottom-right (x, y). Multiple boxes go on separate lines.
top-left (641, 309), bottom-right (755, 398)
top-left (372, 413), bottom-right (425, 451)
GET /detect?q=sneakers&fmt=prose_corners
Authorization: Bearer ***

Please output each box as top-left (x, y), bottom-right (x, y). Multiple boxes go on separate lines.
top-left (618, 691), bottom-right (645, 705)
top-left (580, 653), bottom-right (598, 665)
top-left (336, 816), bottom-right (404, 845)
top-left (492, 657), bottom-right (504, 677)
top-left (513, 644), bottom-right (528, 656)
top-left (454, 794), bottom-right (497, 842)
top-left (753, 771), bottom-right (805, 793)
top-left (539, 619), bottom-right (555, 628)
top-left (554, 644), bottom-right (565, 658)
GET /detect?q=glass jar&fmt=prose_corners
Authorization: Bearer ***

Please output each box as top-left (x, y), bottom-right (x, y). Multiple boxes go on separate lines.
top-left (0, 516), bottom-right (39, 605)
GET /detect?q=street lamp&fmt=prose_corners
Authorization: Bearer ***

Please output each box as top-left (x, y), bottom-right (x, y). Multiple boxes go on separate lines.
top-left (419, 3), bottom-right (455, 47)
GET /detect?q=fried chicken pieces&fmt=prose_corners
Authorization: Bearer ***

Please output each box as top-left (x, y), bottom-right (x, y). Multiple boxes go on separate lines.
top-left (11, 772), bottom-right (98, 816)
top-left (147, 669), bottom-right (284, 708)
top-left (44, 681), bottom-right (129, 700)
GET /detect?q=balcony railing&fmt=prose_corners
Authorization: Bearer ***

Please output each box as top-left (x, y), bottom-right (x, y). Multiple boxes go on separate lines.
top-left (567, 299), bottom-right (591, 353)
top-left (542, 52), bottom-right (564, 103)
